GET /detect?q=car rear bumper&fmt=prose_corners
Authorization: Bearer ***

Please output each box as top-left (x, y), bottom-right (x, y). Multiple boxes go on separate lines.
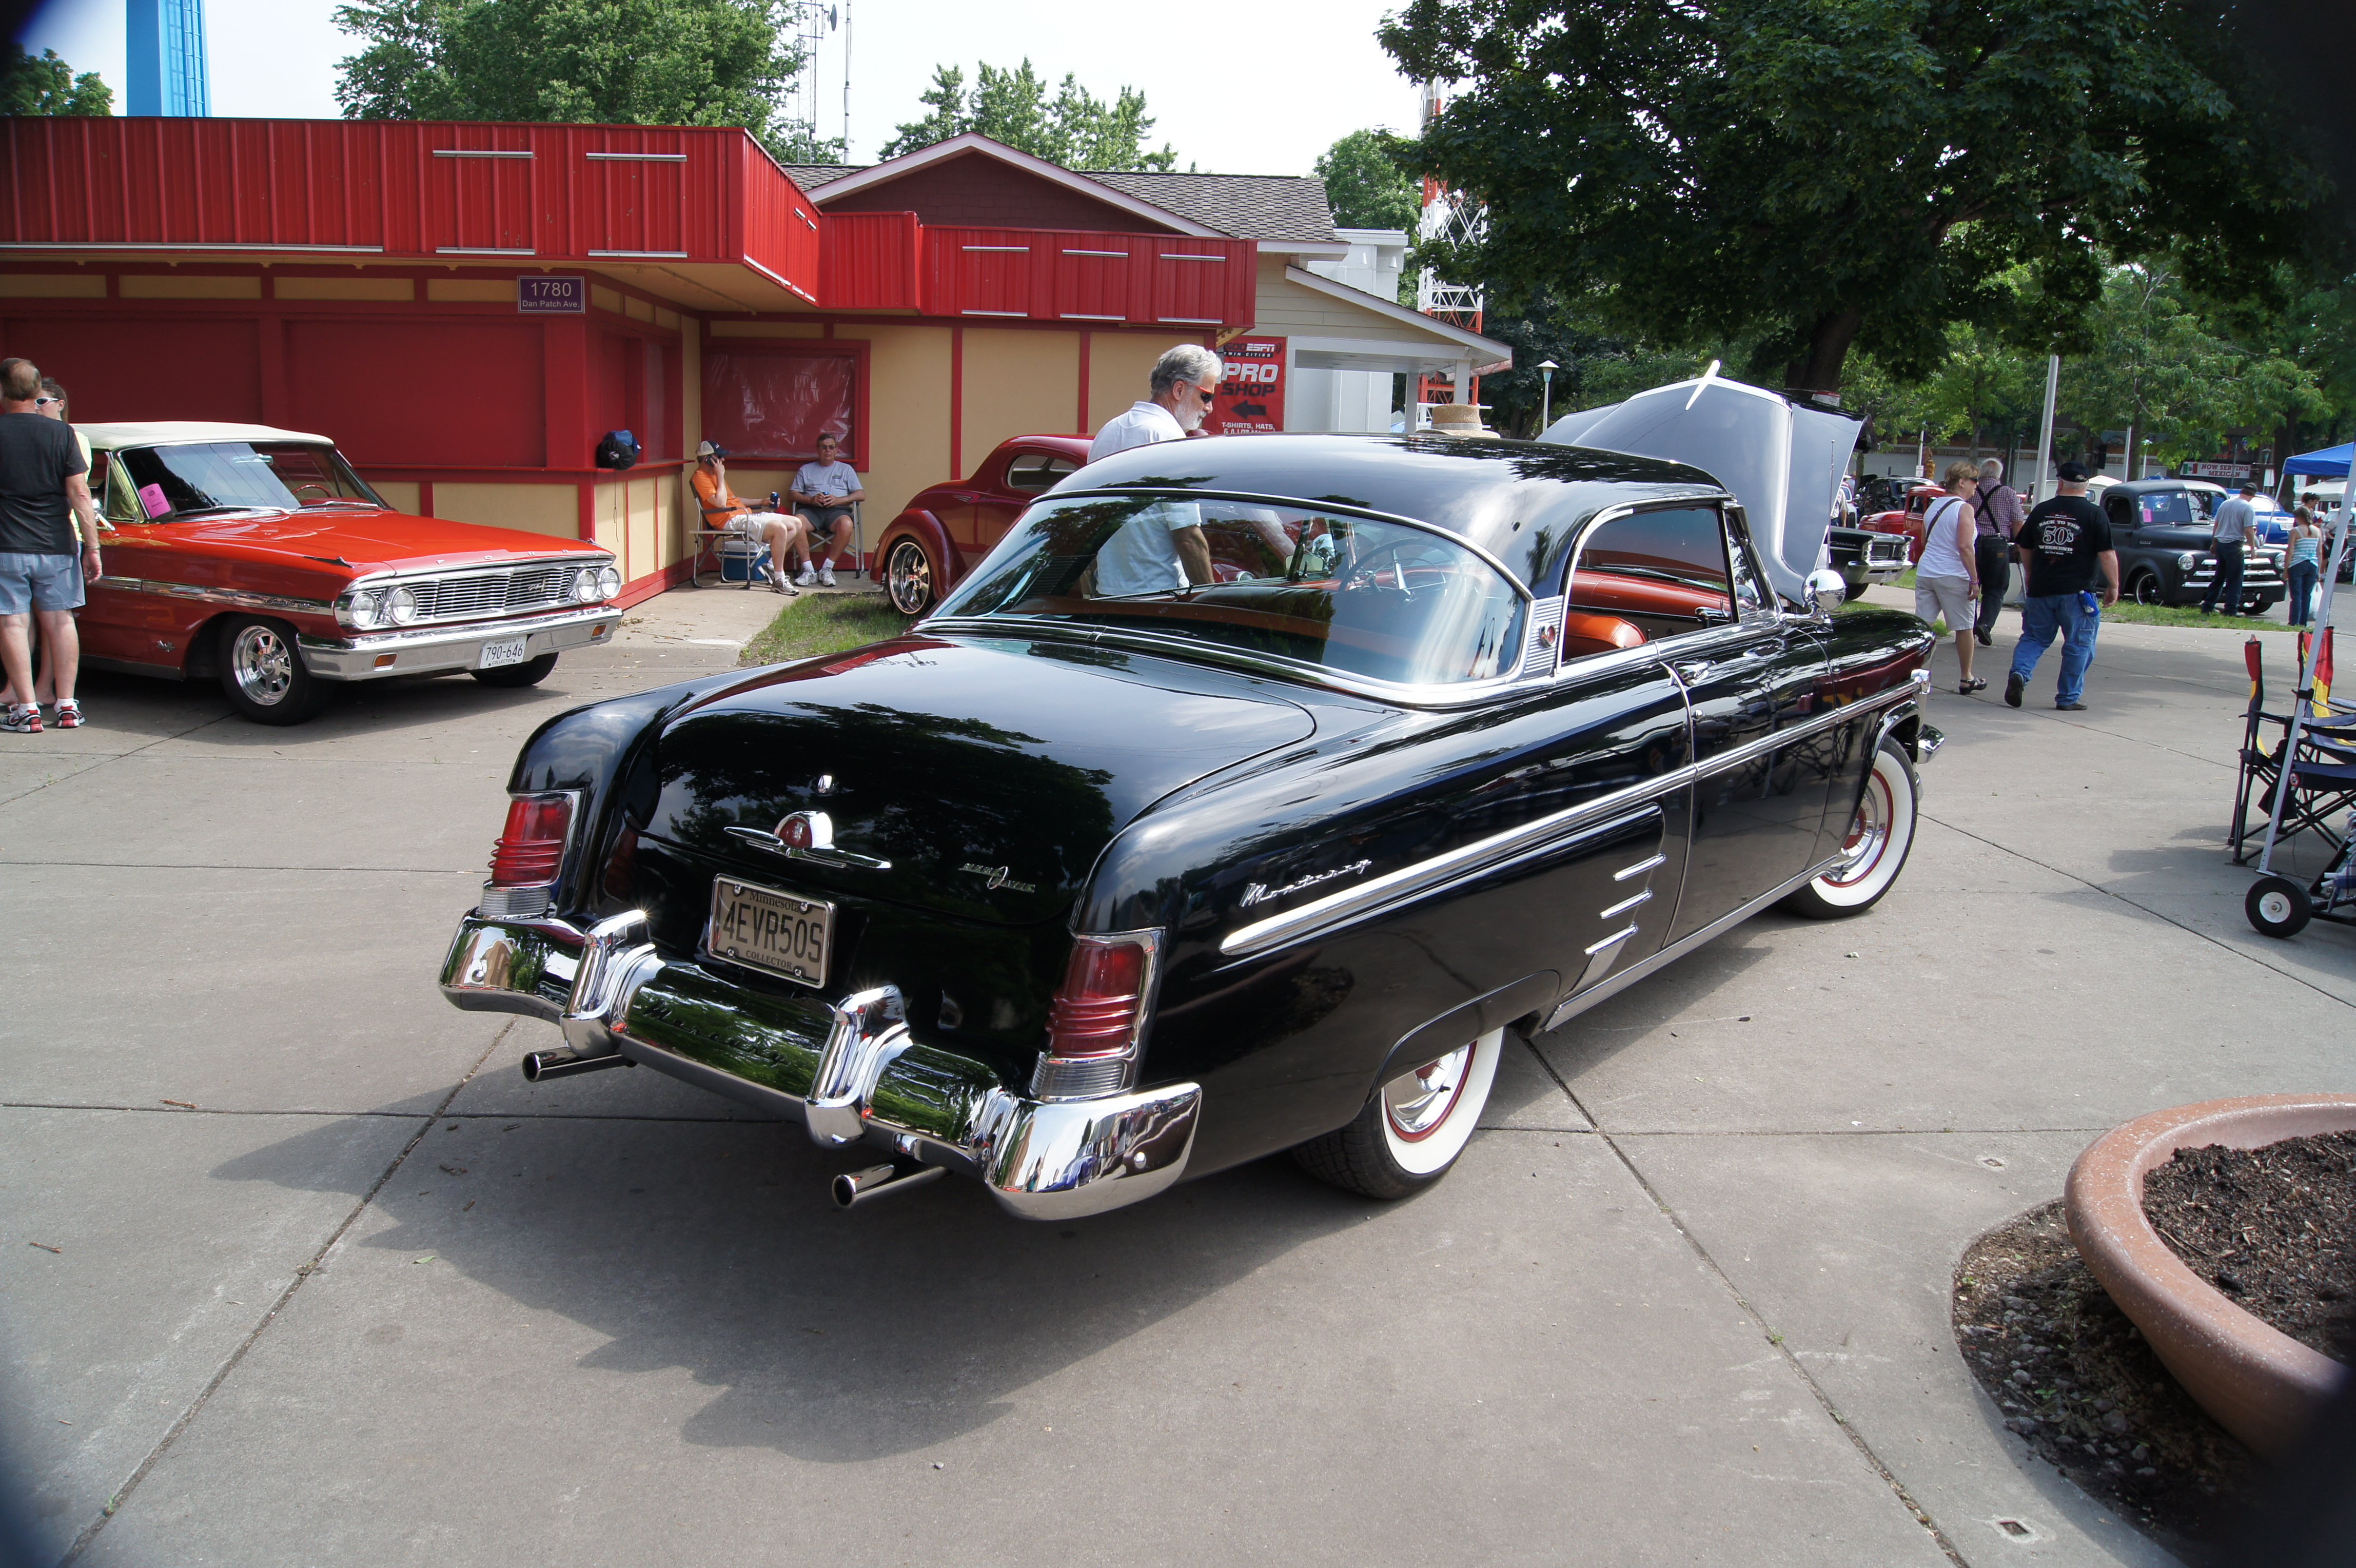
top-left (298, 604), bottom-right (621, 680)
top-left (438, 909), bottom-right (1200, 1221)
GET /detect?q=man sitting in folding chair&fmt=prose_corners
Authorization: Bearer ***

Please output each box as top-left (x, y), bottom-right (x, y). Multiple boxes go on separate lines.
top-left (788, 434), bottom-right (865, 587)
top-left (2232, 631), bottom-right (2356, 863)
top-left (692, 442), bottom-right (803, 593)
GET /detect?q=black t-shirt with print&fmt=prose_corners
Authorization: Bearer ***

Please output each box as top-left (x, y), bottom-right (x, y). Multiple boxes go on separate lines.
top-left (0, 412), bottom-right (87, 554)
top-left (2016, 495), bottom-right (2110, 597)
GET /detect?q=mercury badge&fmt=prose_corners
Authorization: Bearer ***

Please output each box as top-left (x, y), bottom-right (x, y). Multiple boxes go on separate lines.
top-left (779, 810), bottom-right (834, 851)
top-left (960, 862), bottom-right (1038, 894)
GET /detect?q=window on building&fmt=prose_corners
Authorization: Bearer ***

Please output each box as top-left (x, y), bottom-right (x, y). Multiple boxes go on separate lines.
top-left (702, 347), bottom-right (861, 463)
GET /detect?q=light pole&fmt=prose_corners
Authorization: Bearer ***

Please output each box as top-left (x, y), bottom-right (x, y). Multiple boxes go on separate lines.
top-left (1538, 359), bottom-right (1559, 433)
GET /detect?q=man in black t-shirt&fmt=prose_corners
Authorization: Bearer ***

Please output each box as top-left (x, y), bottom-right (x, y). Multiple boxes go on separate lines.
top-left (0, 356), bottom-right (101, 734)
top-left (2004, 461), bottom-right (2117, 712)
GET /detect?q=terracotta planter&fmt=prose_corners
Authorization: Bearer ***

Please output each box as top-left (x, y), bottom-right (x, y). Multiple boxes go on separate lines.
top-left (2064, 1094), bottom-right (2356, 1459)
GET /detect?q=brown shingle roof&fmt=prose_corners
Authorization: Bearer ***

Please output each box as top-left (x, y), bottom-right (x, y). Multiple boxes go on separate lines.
top-left (788, 158), bottom-right (1338, 244)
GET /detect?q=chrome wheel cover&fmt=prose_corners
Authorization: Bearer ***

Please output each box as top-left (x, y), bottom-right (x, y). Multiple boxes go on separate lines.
top-left (230, 624), bottom-right (296, 707)
top-left (887, 541), bottom-right (932, 614)
top-left (1824, 770), bottom-right (1893, 888)
top-left (1383, 1042), bottom-right (1472, 1142)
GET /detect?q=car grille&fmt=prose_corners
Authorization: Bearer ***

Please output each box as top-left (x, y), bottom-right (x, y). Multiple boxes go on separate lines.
top-left (410, 564), bottom-right (576, 623)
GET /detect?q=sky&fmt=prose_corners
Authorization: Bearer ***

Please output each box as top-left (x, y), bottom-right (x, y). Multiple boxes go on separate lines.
top-left (16, 0), bottom-right (1426, 175)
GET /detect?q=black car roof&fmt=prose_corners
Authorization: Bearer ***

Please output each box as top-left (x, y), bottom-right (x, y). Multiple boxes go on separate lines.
top-left (1056, 433), bottom-right (1728, 590)
top-left (2108, 478), bottom-right (2214, 496)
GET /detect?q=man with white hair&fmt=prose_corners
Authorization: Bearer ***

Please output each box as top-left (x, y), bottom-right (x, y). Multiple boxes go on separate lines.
top-left (1970, 457), bottom-right (2024, 644)
top-left (1085, 343), bottom-right (1223, 594)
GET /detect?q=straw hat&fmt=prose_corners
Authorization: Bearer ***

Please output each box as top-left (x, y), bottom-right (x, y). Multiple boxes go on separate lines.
top-left (1427, 403), bottom-right (1497, 440)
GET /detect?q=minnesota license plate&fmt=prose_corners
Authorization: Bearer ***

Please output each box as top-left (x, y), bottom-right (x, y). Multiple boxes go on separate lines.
top-left (707, 878), bottom-right (834, 988)
top-left (478, 636), bottom-right (530, 670)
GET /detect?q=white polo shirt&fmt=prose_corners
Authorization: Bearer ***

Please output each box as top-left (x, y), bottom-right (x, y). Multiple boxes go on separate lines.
top-left (1088, 400), bottom-right (1187, 461)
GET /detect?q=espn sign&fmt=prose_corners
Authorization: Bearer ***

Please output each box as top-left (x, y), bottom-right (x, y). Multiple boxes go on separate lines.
top-left (1214, 337), bottom-right (1286, 435)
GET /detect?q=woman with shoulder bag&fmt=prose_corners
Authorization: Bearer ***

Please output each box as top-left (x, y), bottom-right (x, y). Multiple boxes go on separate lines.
top-left (1915, 460), bottom-right (1985, 693)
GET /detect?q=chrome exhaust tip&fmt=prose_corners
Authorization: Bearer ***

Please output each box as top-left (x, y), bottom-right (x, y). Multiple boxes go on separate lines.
top-left (521, 1048), bottom-right (632, 1082)
top-left (831, 1162), bottom-right (946, 1210)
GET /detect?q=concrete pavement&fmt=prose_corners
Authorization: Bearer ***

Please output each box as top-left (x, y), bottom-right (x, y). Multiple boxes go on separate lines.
top-left (6, 582), bottom-right (2350, 1567)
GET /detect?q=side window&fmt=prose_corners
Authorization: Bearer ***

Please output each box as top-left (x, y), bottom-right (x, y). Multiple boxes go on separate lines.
top-left (1722, 513), bottom-right (1772, 618)
top-left (1564, 506), bottom-right (1735, 651)
top-left (1005, 453), bottom-right (1078, 493)
top-left (94, 452), bottom-right (138, 524)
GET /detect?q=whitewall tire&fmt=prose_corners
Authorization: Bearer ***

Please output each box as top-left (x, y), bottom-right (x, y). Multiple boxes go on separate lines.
top-left (1292, 1027), bottom-right (1505, 1200)
top-left (1782, 735), bottom-right (1918, 918)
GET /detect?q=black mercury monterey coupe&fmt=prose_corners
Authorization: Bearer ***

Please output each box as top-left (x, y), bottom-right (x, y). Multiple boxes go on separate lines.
top-left (441, 420), bottom-right (1941, 1220)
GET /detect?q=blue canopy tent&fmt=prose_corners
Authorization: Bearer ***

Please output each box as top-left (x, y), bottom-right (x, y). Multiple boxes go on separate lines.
top-left (2285, 442), bottom-right (2352, 478)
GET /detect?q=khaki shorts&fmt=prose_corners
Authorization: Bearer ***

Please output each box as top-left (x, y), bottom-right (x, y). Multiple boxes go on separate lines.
top-left (1914, 573), bottom-right (1974, 630)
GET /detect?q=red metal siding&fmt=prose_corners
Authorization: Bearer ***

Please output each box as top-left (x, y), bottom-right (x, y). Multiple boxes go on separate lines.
top-left (819, 211), bottom-right (919, 309)
top-left (0, 117), bottom-right (818, 299)
top-left (921, 228), bottom-right (1254, 327)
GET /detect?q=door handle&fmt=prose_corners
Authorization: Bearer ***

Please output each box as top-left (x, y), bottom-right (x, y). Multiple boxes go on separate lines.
top-left (1672, 660), bottom-right (1714, 685)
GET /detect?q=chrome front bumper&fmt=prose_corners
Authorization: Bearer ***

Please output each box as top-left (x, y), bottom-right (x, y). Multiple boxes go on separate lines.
top-left (300, 604), bottom-right (622, 681)
top-left (439, 911), bottom-right (1201, 1221)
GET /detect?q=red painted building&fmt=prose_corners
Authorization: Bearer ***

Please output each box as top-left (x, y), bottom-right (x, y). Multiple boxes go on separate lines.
top-left (1, 120), bottom-right (1506, 598)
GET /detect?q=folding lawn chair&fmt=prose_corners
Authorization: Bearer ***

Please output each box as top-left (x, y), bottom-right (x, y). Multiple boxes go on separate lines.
top-left (2232, 633), bottom-right (2356, 864)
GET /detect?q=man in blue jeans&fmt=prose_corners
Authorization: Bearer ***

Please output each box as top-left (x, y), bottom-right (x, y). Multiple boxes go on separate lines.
top-left (2006, 461), bottom-right (2118, 712)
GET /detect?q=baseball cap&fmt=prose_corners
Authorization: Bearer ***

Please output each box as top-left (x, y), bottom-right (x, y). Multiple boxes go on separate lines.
top-left (696, 440), bottom-right (727, 460)
top-left (2055, 460), bottom-right (2089, 481)
top-left (2239, 482), bottom-right (2259, 494)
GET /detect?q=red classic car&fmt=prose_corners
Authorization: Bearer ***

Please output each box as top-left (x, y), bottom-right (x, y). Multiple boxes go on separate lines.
top-left (876, 435), bottom-right (1093, 615)
top-left (77, 423), bottom-right (623, 724)
top-left (1859, 482), bottom-right (1944, 566)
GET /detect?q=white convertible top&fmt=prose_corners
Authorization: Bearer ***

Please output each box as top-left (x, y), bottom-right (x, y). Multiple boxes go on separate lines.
top-left (78, 421), bottom-right (335, 449)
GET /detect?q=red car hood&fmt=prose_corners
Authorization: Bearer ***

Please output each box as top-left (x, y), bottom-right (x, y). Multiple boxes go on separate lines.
top-left (153, 507), bottom-right (608, 572)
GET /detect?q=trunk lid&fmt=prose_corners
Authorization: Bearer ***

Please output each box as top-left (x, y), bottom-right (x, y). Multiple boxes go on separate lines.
top-left (645, 636), bottom-right (1317, 924)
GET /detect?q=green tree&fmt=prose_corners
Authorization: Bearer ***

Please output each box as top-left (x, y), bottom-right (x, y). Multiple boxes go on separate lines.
top-left (1379, 0), bottom-right (2352, 395)
top-left (1315, 130), bottom-right (1420, 231)
top-left (2062, 260), bottom-right (2244, 474)
top-left (1, 45), bottom-right (114, 115)
top-left (1914, 322), bottom-right (2043, 461)
top-left (879, 58), bottom-right (1178, 171)
top-left (333, 0), bottom-right (836, 162)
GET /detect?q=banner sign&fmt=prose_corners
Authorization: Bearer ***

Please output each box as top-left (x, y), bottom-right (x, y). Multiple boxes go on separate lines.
top-left (2183, 460), bottom-right (2252, 480)
top-left (1214, 338), bottom-right (1285, 435)
top-left (517, 276), bottom-right (586, 314)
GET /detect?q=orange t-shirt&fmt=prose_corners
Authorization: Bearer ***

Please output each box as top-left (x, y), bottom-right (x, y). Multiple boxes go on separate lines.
top-left (692, 468), bottom-right (748, 524)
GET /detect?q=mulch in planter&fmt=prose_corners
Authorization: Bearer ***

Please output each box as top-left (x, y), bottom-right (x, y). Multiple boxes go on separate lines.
top-left (2139, 1129), bottom-right (2356, 1363)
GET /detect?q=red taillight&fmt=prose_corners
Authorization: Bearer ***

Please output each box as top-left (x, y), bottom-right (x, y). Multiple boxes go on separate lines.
top-left (1045, 937), bottom-right (1150, 1057)
top-left (488, 794), bottom-right (571, 886)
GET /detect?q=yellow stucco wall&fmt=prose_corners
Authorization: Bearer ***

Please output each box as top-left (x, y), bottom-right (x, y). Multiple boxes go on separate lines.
top-left (961, 328), bottom-right (1081, 467)
top-left (370, 479), bottom-right (422, 514)
top-left (0, 275), bottom-right (107, 298)
top-left (274, 277), bottom-right (412, 301)
top-left (118, 275), bottom-right (261, 300)
top-left (709, 321), bottom-right (827, 338)
top-left (833, 323), bottom-right (953, 527)
top-left (590, 475), bottom-right (674, 579)
top-left (1087, 332), bottom-right (1181, 434)
top-left (426, 279), bottom-right (514, 304)
top-left (433, 481), bottom-right (580, 540)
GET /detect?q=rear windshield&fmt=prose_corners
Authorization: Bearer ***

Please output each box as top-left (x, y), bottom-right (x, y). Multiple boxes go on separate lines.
top-left (2134, 490), bottom-right (2194, 526)
top-left (932, 494), bottom-right (1528, 687)
top-left (115, 442), bottom-right (384, 521)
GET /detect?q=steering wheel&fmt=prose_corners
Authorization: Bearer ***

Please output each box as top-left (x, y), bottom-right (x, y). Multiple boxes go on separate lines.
top-left (292, 483), bottom-right (333, 502)
top-left (1343, 538), bottom-right (1451, 603)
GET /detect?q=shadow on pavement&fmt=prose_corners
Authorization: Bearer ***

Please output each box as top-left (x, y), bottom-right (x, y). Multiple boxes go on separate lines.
top-left (208, 1100), bottom-right (1372, 1463)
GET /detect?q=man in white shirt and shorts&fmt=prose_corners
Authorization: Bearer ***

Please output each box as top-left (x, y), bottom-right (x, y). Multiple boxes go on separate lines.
top-left (790, 434), bottom-right (865, 587)
top-left (1086, 344), bottom-right (1223, 595)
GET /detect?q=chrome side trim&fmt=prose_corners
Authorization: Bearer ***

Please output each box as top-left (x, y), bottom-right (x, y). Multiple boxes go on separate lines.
top-left (1583, 923), bottom-right (1639, 956)
top-left (1542, 855), bottom-right (1844, 1033)
top-left (1598, 889), bottom-right (1652, 921)
top-left (1614, 853), bottom-right (1667, 882)
top-left (104, 577), bottom-right (334, 616)
top-left (1221, 804), bottom-right (1662, 957)
top-left (1218, 679), bottom-right (1915, 959)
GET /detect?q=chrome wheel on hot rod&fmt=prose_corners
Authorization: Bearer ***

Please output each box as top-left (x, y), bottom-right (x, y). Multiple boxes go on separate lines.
top-left (1781, 735), bottom-right (1918, 918)
top-left (1292, 1028), bottom-right (1505, 1200)
top-left (886, 538), bottom-right (937, 616)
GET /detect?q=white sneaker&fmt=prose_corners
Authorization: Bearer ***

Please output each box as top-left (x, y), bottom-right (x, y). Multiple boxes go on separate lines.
top-left (818, 562), bottom-right (836, 587)
top-left (795, 565), bottom-right (817, 586)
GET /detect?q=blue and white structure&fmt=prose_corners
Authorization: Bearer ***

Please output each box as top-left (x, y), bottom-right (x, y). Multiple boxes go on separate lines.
top-left (126, 0), bottom-right (210, 116)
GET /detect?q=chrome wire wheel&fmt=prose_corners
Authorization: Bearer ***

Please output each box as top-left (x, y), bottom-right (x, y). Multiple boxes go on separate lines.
top-left (1782, 735), bottom-right (1918, 918)
top-left (230, 622), bottom-right (297, 707)
top-left (886, 539), bottom-right (934, 616)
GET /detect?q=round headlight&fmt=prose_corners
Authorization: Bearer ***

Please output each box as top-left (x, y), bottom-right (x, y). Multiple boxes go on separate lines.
top-left (596, 566), bottom-right (621, 600)
top-left (572, 567), bottom-right (599, 602)
top-left (2177, 552), bottom-right (2201, 570)
top-left (386, 586), bottom-right (419, 625)
top-left (347, 592), bottom-right (382, 631)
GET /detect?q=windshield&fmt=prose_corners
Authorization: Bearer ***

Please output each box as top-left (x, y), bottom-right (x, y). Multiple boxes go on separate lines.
top-left (115, 442), bottom-right (384, 521)
top-left (2134, 490), bottom-right (2195, 527)
top-left (933, 494), bottom-right (1528, 687)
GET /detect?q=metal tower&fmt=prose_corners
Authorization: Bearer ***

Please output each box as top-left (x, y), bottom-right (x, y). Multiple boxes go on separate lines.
top-left (1414, 82), bottom-right (1486, 410)
top-left (127, 0), bottom-right (210, 116)
top-left (781, 3), bottom-right (851, 158)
